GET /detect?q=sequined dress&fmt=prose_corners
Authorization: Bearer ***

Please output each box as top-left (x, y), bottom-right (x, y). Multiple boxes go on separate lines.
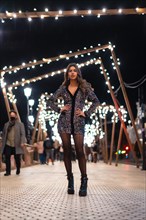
top-left (48, 85), bottom-right (100, 135)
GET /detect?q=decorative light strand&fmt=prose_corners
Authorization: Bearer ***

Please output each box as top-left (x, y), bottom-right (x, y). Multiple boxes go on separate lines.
top-left (7, 92), bottom-right (17, 103)
top-left (7, 58), bottom-right (101, 89)
top-left (3, 43), bottom-right (118, 92)
top-left (0, 77), bottom-right (6, 88)
top-left (0, 8), bottom-right (145, 21)
top-left (0, 44), bottom-right (109, 75)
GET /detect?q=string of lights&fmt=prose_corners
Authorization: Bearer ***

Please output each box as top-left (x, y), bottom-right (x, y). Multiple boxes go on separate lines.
top-left (1, 43), bottom-right (120, 106)
top-left (5, 54), bottom-right (128, 130)
top-left (2, 42), bottom-right (131, 144)
top-left (0, 44), bottom-right (110, 76)
top-left (3, 45), bottom-right (120, 110)
top-left (0, 8), bottom-right (145, 23)
top-left (7, 58), bottom-right (101, 90)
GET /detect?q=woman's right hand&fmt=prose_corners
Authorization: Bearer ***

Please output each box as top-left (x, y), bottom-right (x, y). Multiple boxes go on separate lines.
top-left (60, 104), bottom-right (71, 113)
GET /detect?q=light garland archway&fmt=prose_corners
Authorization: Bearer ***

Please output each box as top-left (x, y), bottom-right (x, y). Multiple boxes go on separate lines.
top-left (0, 42), bottom-right (142, 167)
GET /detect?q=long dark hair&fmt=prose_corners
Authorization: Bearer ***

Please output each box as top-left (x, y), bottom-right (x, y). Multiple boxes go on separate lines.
top-left (62, 63), bottom-right (92, 94)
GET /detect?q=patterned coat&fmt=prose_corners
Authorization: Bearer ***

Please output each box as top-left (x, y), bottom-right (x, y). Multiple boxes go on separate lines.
top-left (2, 120), bottom-right (26, 154)
top-left (48, 85), bottom-right (100, 135)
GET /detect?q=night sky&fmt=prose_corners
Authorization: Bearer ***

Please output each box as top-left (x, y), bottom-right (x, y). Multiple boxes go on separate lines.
top-left (0, 0), bottom-right (146, 131)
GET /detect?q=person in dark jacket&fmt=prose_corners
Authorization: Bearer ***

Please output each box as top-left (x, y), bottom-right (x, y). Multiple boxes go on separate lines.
top-left (48, 63), bottom-right (100, 196)
top-left (2, 110), bottom-right (26, 176)
top-left (43, 132), bottom-right (54, 165)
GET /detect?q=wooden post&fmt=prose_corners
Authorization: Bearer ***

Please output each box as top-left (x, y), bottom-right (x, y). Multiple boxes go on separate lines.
top-left (111, 49), bottom-right (142, 157)
top-left (39, 127), bottom-right (43, 141)
top-left (37, 123), bottom-right (41, 142)
top-left (99, 118), bottom-right (106, 162)
top-left (115, 124), bottom-right (123, 166)
top-left (109, 116), bottom-right (116, 165)
top-left (31, 107), bottom-right (41, 144)
top-left (8, 89), bottom-right (21, 121)
top-left (101, 138), bottom-right (106, 162)
top-left (2, 86), bottom-right (10, 119)
top-left (104, 116), bottom-right (108, 163)
top-left (100, 60), bottom-right (139, 167)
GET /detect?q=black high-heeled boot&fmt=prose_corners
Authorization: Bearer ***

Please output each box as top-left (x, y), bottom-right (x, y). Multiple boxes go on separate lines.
top-left (67, 174), bottom-right (74, 194)
top-left (79, 176), bottom-right (88, 197)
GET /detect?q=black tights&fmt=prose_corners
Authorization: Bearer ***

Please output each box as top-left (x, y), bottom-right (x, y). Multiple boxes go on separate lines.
top-left (60, 133), bottom-right (86, 177)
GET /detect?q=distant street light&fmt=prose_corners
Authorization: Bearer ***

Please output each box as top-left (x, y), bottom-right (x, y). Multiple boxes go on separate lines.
top-left (24, 87), bottom-right (32, 99)
top-left (28, 99), bottom-right (35, 106)
top-left (28, 115), bottom-right (35, 124)
top-left (28, 99), bottom-right (35, 115)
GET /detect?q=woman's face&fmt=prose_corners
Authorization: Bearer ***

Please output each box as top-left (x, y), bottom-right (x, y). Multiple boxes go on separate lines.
top-left (68, 66), bottom-right (78, 80)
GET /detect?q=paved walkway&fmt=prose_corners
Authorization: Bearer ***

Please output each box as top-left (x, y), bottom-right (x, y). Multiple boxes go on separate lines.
top-left (0, 161), bottom-right (146, 220)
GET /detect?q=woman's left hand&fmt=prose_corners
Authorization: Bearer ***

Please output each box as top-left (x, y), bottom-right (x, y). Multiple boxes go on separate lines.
top-left (75, 108), bottom-right (85, 117)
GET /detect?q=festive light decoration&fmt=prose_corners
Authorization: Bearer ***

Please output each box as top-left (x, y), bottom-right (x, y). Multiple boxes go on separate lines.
top-left (4, 44), bottom-right (128, 138)
top-left (7, 58), bottom-right (101, 89)
top-left (2, 42), bottom-right (129, 141)
top-left (0, 77), bottom-right (6, 88)
top-left (5, 43), bottom-right (120, 93)
top-left (0, 2), bottom-right (142, 166)
top-left (0, 44), bottom-right (109, 76)
top-left (1, 40), bottom-right (141, 161)
top-left (7, 91), bottom-right (17, 103)
top-left (0, 8), bottom-right (145, 22)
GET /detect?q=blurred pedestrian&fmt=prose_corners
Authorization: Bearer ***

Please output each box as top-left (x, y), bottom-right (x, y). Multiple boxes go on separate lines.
top-left (44, 132), bottom-right (54, 165)
top-left (2, 110), bottom-right (26, 176)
